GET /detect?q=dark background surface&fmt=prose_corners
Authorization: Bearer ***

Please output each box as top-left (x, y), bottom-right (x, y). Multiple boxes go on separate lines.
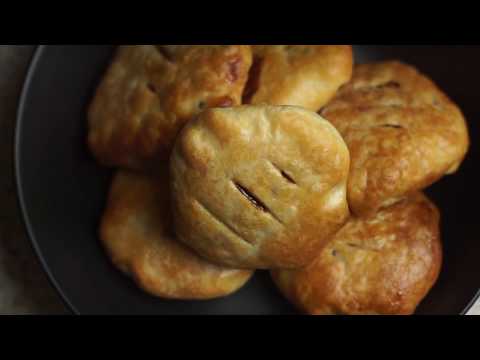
top-left (0, 45), bottom-right (66, 314)
top-left (15, 45), bottom-right (480, 314)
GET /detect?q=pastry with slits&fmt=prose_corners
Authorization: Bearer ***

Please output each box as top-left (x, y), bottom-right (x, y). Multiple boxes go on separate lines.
top-left (271, 193), bottom-right (442, 315)
top-left (170, 105), bottom-right (351, 269)
top-left (100, 170), bottom-right (254, 300)
top-left (321, 61), bottom-right (470, 217)
top-left (88, 45), bottom-right (252, 171)
top-left (243, 45), bottom-right (353, 111)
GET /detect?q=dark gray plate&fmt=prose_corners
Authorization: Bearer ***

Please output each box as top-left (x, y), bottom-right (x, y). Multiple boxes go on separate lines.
top-left (15, 45), bottom-right (480, 315)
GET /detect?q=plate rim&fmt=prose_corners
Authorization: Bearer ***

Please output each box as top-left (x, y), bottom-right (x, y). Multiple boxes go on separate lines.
top-left (13, 44), bottom-right (480, 316)
top-left (14, 45), bottom-right (77, 315)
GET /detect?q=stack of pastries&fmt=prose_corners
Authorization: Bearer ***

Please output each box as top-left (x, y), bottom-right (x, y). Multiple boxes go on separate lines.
top-left (88, 45), bottom-right (470, 315)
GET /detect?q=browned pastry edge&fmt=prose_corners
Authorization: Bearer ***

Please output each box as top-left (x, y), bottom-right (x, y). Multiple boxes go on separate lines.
top-left (88, 45), bottom-right (253, 171)
top-left (321, 61), bottom-right (470, 217)
top-left (171, 105), bottom-right (351, 269)
top-left (100, 170), bottom-right (254, 300)
top-left (245, 45), bottom-right (353, 111)
top-left (271, 193), bottom-right (443, 315)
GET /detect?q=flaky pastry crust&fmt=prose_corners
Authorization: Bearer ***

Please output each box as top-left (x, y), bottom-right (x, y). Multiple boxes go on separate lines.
top-left (171, 105), bottom-right (350, 269)
top-left (244, 45), bottom-right (353, 111)
top-left (272, 193), bottom-right (442, 315)
top-left (89, 45), bottom-right (252, 171)
top-left (100, 170), bottom-right (254, 300)
top-left (321, 61), bottom-right (470, 217)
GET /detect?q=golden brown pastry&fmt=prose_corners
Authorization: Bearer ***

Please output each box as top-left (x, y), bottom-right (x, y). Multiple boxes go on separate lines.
top-left (271, 193), bottom-right (442, 315)
top-left (170, 105), bottom-right (351, 269)
top-left (88, 45), bottom-right (253, 171)
top-left (321, 61), bottom-right (470, 217)
top-left (243, 45), bottom-right (353, 111)
top-left (100, 170), bottom-right (254, 300)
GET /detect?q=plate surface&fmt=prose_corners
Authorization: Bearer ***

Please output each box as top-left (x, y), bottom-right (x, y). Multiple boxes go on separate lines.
top-left (15, 45), bottom-right (480, 315)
